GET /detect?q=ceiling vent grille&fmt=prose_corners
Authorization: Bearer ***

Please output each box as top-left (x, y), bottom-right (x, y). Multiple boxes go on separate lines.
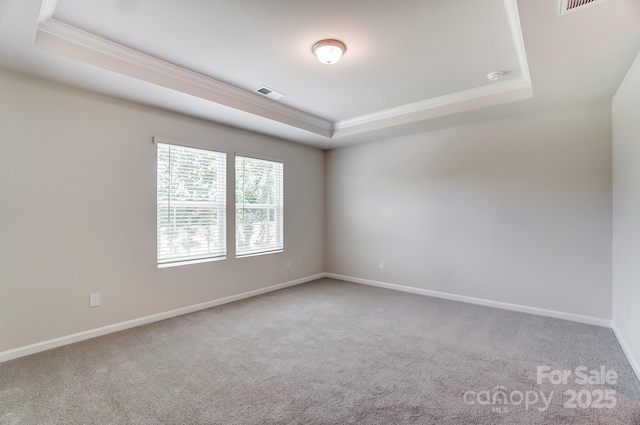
top-left (254, 86), bottom-right (285, 101)
top-left (559, 0), bottom-right (608, 15)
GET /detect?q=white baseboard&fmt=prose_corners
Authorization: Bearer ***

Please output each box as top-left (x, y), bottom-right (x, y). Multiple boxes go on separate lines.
top-left (0, 273), bottom-right (324, 364)
top-left (611, 321), bottom-right (640, 382)
top-left (325, 273), bottom-right (612, 327)
top-left (2, 272), bottom-right (627, 371)
top-left (327, 273), bottom-right (640, 384)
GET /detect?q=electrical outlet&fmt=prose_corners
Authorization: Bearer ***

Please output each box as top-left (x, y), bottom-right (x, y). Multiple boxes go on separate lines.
top-left (379, 260), bottom-right (385, 270)
top-left (89, 293), bottom-right (101, 307)
top-left (286, 260), bottom-right (291, 269)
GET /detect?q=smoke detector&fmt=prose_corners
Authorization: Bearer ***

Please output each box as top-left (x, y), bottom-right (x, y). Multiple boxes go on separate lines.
top-left (559, 0), bottom-right (609, 16)
top-left (254, 86), bottom-right (285, 100)
top-left (487, 72), bottom-right (504, 82)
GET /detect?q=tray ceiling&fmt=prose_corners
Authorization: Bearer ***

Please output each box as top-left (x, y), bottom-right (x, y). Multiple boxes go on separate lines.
top-left (1, 0), bottom-right (639, 148)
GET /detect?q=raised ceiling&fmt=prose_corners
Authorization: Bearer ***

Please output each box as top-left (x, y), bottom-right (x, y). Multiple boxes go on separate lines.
top-left (51, 0), bottom-right (526, 122)
top-left (0, 0), bottom-right (639, 148)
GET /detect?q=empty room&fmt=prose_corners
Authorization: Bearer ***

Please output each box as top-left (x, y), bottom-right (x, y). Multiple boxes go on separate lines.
top-left (1, 0), bottom-right (640, 423)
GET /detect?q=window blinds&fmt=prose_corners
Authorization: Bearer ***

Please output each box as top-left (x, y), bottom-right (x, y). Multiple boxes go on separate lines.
top-left (157, 143), bottom-right (226, 264)
top-left (235, 156), bottom-right (284, 257)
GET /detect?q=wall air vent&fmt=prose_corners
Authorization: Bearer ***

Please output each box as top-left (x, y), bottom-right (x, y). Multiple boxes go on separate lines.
top-left (559, 0), bottom-right (608, 15)
top-left (254, 86), bottom-right (285, 101)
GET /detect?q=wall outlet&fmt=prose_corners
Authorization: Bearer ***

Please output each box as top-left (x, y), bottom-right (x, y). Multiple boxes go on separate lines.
top-left (379, 260), bottom-right (385, 270)
top-left (89, 293), bottom-right (101, 307)
top-left (286, 260), bottom-right (291, 269)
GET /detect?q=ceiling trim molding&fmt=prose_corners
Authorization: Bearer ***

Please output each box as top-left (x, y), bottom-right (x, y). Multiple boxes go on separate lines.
top-left (34, 0), bottom-right (532, 141)
top-left (333, 77), bottom-right (533, 137)
top-left (334, 77), bottom-right (532, 130)
top-left (332, 0), bottom-right (533, 137)
top-left (503, 0), bottom-right (531, 83)
top-left (35, 18), bottom-right (333, 138)
top-left (38, 0), bottom-right (57, 23)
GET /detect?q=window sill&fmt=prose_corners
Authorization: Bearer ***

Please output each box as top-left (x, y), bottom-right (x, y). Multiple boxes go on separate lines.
top-left (236, 249), bottom-right (283, 259)
top-left (158, 256), bottom-right (226, 269)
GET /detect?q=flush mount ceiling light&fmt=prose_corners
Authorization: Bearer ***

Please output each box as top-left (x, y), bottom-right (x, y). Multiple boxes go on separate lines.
top-left (312, 39), bottom-right (346, 65)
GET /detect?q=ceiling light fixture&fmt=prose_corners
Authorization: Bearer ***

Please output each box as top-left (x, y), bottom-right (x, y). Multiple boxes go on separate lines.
top-left (487, 71), bottom-right (504, 81)
top-left (312, 39), bottom-right (346, 65)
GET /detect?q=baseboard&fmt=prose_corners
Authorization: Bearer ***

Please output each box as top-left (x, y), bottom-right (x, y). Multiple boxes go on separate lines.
top-left (0, 273), bottom-right (324, 364)
top-left (0, 272), bottom-right (620, 365)
top-left (611, 321), bottom-right (640, 382)
top-left (325, 273), bottom-right (612, 327)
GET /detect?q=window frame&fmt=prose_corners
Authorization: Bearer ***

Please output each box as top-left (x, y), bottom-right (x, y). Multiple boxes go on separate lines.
top-left (155, 137), bottom-right (228, 268)
top-left (234, 152), bottom-right (284, 258)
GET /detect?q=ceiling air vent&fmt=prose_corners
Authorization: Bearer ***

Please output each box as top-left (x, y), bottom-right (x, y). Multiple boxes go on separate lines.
top-left (559, 0), bottom-right (608, 15)
top-left (254, 86), bottom-right (285, 101)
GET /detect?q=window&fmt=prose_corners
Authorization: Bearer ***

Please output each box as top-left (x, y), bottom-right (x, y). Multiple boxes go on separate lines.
top-left (157, 142), bottom-right (226, 266)
top-left (235, 156), bottom-right (283, 257)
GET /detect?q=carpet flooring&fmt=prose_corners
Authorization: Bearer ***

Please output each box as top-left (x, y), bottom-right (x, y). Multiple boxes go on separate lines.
top-left (1, 278), bottom-right (639, 424)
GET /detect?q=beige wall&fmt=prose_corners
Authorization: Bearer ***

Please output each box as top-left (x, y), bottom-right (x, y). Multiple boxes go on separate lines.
top-left (0, 71), bottom-right (325, 352)
top-left (613, 50), bottom-right (640, 371)
top-left (326, 103), bottom-right (613, 319)
top-left (0, 67), bottom-right (621, 355)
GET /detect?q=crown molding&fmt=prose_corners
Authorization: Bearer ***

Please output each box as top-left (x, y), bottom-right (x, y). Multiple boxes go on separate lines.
top-left (332, 0), bottom-right (532, 137)
top-left (503, 0), bottom-right (531, 84)
top-left (38, 0), bottom-right (57, 23)
top-left (335, 77), bottom-right (532, 131)
top-left (34, 0), bottom-right (531, 142)
top-left (333, 77), bottom-right (533, 137)
top-left (35, 18), bottom-right (333, 138)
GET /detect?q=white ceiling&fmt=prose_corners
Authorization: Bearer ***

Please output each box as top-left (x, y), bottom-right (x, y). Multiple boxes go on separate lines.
top-left (0, 0), bottom-right (639, 149)
top-left (52, 0), bottom-right (523, 121)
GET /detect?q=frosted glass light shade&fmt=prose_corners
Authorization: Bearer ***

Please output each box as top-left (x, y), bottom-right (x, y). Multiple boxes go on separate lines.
top-left (312, 40), bottom-right (346, 65)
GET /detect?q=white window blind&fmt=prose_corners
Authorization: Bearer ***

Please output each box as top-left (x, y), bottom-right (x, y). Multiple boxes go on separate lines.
top-left (235, 156), bottom-right (283, 257)
top-left (157, 143), bottom-right (226, 265)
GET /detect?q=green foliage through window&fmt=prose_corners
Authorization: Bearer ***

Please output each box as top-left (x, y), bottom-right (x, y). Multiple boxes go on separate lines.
top-left (235, 156), bottom-right (283, 256)
top-left (157, 143), bottom-right (226, 264)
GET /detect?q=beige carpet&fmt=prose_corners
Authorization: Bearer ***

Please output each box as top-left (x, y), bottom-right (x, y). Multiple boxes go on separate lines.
top-left (1, 278), bottom-right (639, 424)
